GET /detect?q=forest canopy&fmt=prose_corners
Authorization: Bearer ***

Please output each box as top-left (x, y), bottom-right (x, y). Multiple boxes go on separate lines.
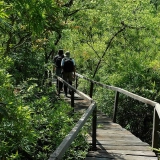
top-left (0, 0), bottom-right (160, 159)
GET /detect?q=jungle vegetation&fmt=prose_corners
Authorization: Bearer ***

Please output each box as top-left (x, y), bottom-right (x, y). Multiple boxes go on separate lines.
top-left (0, 0), bottom-right (160, 159)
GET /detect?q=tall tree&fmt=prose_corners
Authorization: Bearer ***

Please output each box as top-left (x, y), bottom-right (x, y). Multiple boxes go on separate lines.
top-left (70, 0), bottom-right (160, 79)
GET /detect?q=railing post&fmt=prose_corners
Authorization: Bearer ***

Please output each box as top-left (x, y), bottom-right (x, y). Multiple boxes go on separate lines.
top-left (92, 105), bottom-right (97, 151)
top-left (90, 82), bottom-right (94, 98)
top-left (113, 91), bottom-right (119, 123)
top-left (89, 81), bottom-right (96, 150)
top-left (71, 90), bottom-right (74, 112)
top-left (57, 79), bottom-right (60, 95)
top-left (75, 76), bottom-right (78, 89)
top-left (152, 108), bottom-right (159, 149)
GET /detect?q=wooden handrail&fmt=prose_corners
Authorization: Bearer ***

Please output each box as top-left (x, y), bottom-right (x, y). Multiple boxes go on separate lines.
top-left (155, 103), bottom-right (160, 118)
top-left (49, 102), bottom-right (96, 160)
top-left (50, 73), bottom-right (160, 159)
top-left (76, 73), bottom-right (157, 107)
top-left (49, 75), bottom-right (97, 160)
top-left (75, 73), bottom-right (160, 149)
top-left (56, 76), bottom-right (93, 102)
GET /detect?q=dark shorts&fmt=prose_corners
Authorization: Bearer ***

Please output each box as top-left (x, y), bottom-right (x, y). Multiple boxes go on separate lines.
top-left (56, 68), bottom-right (62, 77)
top-left (63, 72), bottom-right (73, 82)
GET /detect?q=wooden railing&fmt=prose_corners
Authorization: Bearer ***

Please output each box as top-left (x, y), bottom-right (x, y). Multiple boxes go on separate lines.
top-left (48, 76), bottom-right (97, 160)
top-left (49, 73), bottom-right (160, 159)
top-left (75, 73), bottom-right (160, 149)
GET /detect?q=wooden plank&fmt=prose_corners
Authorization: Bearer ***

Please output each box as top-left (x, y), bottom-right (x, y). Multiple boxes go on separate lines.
top-left (86, 158), bottom-right (112, 160)
top-left (96, 124), bottom-right (124, 129)
top-left (96, 145), bottom-right (152, 151)
top-left (87, 150), bottom-right (156, 156)
top-left (86, 150), bottom-right (157, 159)
top-left (86, 152), bottom-right (157, 159)
top-left (85, 155), bottom-right (157, 160)
top-left (87, 140), bottom-right (149, 146)
top-left (95, 130), bottom-right (134, 135)
top-left (97, 121), bottom-right (121, 125)
top-left (95, 128), bottom-right (127, 131)
top-left (87, 136), bottom-right (141, 141)
top-left (86, 110), bottom-right (157, 160)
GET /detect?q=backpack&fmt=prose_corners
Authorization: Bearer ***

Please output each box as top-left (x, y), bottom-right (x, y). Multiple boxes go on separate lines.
top-left (55, 56), bottom-right (63, 68)
top-left (63, 58), bottom-right (74, 72)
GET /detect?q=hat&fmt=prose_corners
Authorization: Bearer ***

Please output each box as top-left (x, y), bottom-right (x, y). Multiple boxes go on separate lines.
top-left (58, 49), bottom-right (64, 55)
top-left (65, 51), bottom-right (70, 57)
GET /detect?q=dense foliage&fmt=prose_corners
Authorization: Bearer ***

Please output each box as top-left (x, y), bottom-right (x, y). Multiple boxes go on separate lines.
top-left (0, 75), bottom-right (89, 159)
top-left (1, 0), bottom-right (160, 159)
top-left (73, 0), bottom-right (160, 146)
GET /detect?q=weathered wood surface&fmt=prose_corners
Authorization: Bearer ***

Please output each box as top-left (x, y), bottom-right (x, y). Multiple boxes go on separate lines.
top-left (61, 92), bottom-right (157, 159)
top-left (86, 112), bottom-right (157, 160)
top-left (54, 79), bottom-right (157, 160)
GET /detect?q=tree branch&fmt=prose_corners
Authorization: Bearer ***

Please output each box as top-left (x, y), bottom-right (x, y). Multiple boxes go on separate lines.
top-left (92, 24), bottom-right (126, 78)
top-left (12, 33), bottom-right (32, 50)
top-left (86, 41), bottom-right (101, 59)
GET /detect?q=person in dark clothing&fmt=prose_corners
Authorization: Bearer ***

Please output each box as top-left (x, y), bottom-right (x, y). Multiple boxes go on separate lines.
top-left (54, 49), bottom-right (64, 95)
top-left (61, 51), bottom-right (75, 96)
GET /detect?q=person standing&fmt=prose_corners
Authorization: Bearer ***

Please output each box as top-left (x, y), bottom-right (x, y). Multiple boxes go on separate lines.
top-left (54, 49), bottom-right (64, 95)
top-left (61, 51), bottom-right (75, 96)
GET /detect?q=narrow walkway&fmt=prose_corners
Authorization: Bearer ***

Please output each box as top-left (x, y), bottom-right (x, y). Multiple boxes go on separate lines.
top-left (86, 111), bottom-right (157, 160)
top-left (60, 91), bottom-right (157, 160)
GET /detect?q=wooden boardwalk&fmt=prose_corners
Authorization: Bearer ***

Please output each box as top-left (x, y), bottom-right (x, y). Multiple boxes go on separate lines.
top-left (50, 74), bottom-right (160, 160)
top-left (60, 92), bottom-right (158, 160)
top-left (86, 112), bottom-right (157, 160)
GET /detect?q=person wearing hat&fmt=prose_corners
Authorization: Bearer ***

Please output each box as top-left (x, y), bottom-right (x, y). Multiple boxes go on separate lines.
top-left (54, 49), bottom-right (64, 95)
top-left (61, 51), bottom-right (75, 96)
